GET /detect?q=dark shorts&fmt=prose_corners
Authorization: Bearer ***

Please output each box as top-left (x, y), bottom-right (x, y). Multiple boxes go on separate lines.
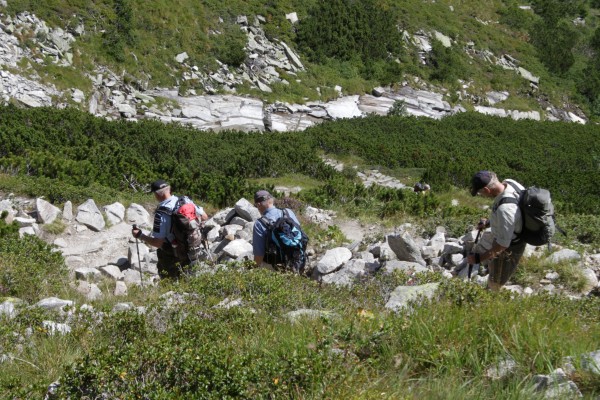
top-left (488, 240), bottom-right (527, 286)
top-left (157, 245), bottom-right (195, 279)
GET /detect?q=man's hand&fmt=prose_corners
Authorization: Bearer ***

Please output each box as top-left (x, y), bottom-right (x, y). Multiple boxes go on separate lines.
top-left (477, 218), bottom-right (490, 230)
top-left (132, 226), bottom-right (142, 239)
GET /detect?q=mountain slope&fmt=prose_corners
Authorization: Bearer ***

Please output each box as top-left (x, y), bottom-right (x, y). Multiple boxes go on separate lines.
top-left (1, 0), bottom-right (599, 122)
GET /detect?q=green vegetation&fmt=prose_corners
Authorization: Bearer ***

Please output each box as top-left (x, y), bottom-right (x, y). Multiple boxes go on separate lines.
top-left (5, 0), bottom-right (600, 116)
top-left (0, 228), bottom-right (68, 302)
top-left (1, 105), bottom-right (599, 247)
top-left (1, 269), bottom-right (599, 398)
top-left (2, 2), bottom-right (600, 396)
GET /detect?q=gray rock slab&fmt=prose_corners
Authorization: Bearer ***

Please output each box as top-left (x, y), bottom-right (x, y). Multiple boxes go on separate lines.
top-left (581, 350), bottom-right (600, 375)
top-left (100, 265), bottom-right (124, 281)
top-left (321, 259), bottom-right (369, 286)
top-left (234, 198), bottom-right (261, 221)
top-left (103, 202), bottom-right (125, 225)
top-left (114, 281), bottom-right (128, 296)
top-left (126, 203), bottom-right (151, 228)
top-left (76, 281), bottom-right (103, 301)
top-left (385, 282), bottom-right (439, 312)
top-left (74, 267), bottom-right (101, 281)
top-left (35, 297), bottom-right (73, 311)
top-left (387, 232), bottom-right (426, 265)
top-left (222, 239), bottom-right (253, 259)
top-left (316, 247), bottom-right (352, 274)
top-left (547, 249), bottom-right (581, 264)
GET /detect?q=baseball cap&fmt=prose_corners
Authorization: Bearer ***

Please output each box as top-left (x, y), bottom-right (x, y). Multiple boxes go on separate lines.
top-left (150, 179), bottom-right (169, 192)
top-left (254, 190), bottom-right (272, 203)
top-left (470, 170), bottom-right (492, 196)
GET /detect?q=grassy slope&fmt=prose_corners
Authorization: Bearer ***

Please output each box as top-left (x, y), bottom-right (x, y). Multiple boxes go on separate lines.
top-left (1, 0), bottom-right (595, 113)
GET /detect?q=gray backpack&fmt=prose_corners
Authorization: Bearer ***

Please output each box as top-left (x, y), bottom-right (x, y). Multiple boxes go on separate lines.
top-left (494, 181), bottom-right (564, 246)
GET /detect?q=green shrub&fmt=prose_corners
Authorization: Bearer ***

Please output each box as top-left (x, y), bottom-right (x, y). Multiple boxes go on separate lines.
top-left (0, 234), bottom-right (68, 302)
top-left (210, 23), bottom-right (247, 67)
top-left (41, 218), bottom-right (66, 235)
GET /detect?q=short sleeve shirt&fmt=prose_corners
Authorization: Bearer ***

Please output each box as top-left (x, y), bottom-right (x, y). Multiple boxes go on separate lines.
top-left (490, 179), bottom-right (524, 248)
top-left (252, 207), bottom-right (300, 257)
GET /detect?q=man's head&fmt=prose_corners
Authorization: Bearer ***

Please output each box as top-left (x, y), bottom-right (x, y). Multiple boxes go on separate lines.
top-left (254, 190), bottom-right (274, 213)
top-left (470, 170), bottom-right (498, 197)
top-left (151, 179), bottom-right (171, 199)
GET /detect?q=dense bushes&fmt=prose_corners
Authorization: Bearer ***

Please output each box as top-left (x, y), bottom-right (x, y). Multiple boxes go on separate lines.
top-left (306, 112), bottom-right (600, 214)
top-left (0, 105), bottom-right (329, 207)
top-left (295, 0), bottom-right (403, 82)
top-left (0, 230), bottom-right (68, 302)
top-left (1, 106), bottom-right (599, 216)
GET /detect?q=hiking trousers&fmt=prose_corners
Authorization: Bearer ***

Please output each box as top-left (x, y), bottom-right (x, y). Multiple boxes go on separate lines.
top-left (487, 240), bottom-right (526, 291)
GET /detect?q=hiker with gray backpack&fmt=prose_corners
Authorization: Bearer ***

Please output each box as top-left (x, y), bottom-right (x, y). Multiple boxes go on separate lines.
top-left (252, 190), bottom-right (309, 274)
top-left (131, 179), bottom-right (209, 278)
top-left (466, 170), bottom-right (562, 291)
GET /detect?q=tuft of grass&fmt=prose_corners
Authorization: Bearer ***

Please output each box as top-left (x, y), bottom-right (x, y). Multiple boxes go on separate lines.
top-left (514, 255), bottom-right (588, 293)
top-left (41, 219), bottom-right (66, 235)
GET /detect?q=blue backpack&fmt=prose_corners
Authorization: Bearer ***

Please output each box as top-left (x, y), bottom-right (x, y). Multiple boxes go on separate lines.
top-left (260, 208), bottom-right (309, 273)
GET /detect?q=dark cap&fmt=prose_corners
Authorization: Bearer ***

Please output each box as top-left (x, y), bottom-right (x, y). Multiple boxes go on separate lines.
top-left (470, 170), bottom-right (492, 196)
top-left (254, 190), bottom-right (272, 203)
top-left (150, 179), bottom-right (169, 193)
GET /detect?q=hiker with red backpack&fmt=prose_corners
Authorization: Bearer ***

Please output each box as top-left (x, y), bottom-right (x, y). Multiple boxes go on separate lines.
top-left (466, 170), bottom-right (527, 291)
top-left (252, 190), bottom-right (308, 274)
top-left (131, 179), bottom-right (208, 278)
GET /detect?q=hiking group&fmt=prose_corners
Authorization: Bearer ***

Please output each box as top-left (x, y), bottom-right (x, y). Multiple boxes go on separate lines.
top-left (131, 181), bottom-right (308, 278)
top-left (132, 172), bottom-right (557, 286)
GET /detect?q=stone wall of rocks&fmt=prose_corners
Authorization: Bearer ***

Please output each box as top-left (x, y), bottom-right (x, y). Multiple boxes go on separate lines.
top-left (1, 191), bottom-right (599, 303)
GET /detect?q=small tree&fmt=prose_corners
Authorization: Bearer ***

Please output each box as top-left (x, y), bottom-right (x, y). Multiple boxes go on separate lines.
top-left (388, 100), bottom-right (407, 116)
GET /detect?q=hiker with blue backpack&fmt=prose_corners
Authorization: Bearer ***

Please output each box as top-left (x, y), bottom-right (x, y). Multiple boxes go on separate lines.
top-left (466, 170), bottom-right (561, 291)
top-left (252, 190), bottom-right (309, 274)
top-left (131, 179), bottom-right (208, 278)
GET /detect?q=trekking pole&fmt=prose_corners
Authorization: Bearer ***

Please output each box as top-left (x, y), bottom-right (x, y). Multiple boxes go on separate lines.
top-left (132, 224), bottom-right (144, 288)
top-left (201, 223), bottom-right (214, 263)
top-left (467, 226), bottom-right (483, 280)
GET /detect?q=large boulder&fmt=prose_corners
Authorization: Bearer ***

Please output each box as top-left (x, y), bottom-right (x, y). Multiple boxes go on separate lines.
top-left (36, 198), bottom-right (61, 224)
top-left (234, 198), bottom-right (261, 221)
top-left (316, 247), bottom-right (352, 274)
top-left (76, 199), bottom-right (105, 231)
top-left (126, 203), bottom-right (151, 228)
top-left (387, 231), bottom-right (426, 266)
top-left (103, 202), bottom-right (125, 225)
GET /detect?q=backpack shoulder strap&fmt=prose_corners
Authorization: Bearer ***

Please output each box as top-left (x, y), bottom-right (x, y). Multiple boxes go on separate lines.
top-left (493, 196), bottom-right (518, 213)
top-left (258, 215), bottom-right (273, 231)
top-left (505, 180), bottom-right (523, 196)
top-left (492, 181), bottom-right (522, 212)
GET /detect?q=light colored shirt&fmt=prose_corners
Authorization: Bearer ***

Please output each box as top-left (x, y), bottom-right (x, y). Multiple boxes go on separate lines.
top-left (252, 207), bottom-right (300, 257)
top-left (490, 179), bottom-right (524, 247)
